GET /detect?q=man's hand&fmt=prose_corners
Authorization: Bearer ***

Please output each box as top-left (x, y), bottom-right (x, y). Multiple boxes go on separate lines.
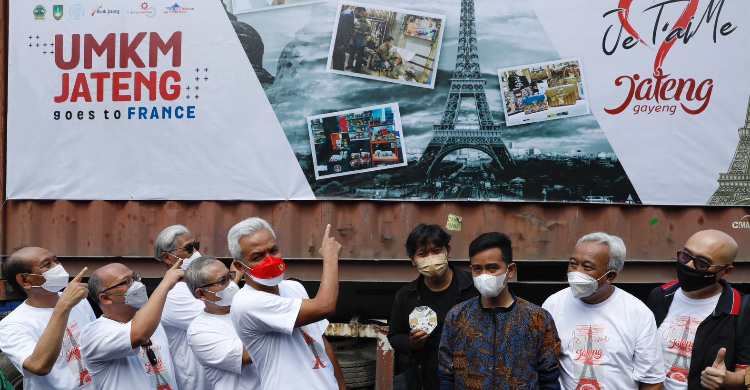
top-left (701, 348), bottom-right (727, 390)
top-left (319, 224), bottom-right (342, 261)
top-left (409, 328), bottom-right (429, 350)
top-left (162, 259), bottom-right (185, 289)
top-left (57, 267), bottom-right (89, 311)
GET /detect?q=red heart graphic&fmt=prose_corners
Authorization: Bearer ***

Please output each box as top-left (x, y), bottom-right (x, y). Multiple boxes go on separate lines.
top-left (619, 0), bottom-right (701, 75)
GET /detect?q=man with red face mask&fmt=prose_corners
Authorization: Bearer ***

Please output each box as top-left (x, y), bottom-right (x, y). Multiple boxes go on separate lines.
top-left (388, 224), bottom-right (478, 390)
top-left (228, 217), bottom-right (346, 390)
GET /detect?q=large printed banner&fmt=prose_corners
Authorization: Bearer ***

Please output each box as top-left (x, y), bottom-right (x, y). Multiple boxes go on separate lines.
top-left (7, 0), bottom-right (750, 205)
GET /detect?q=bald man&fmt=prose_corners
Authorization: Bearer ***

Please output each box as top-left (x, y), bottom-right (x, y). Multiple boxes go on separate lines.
top-left (0, 247), bottom-right (94, 390)
top-left (80, 261), bottom-right (184, 390)
top-left (647, 230), bottom-right (749, 390)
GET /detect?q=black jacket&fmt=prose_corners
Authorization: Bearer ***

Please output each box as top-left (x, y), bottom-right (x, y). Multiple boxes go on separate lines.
top-left (388, 265), bottom-right (478, 390)
top-left (334, 10), bottom-right (354, 48)
top-left (646, 279), bottom-right (750, 390)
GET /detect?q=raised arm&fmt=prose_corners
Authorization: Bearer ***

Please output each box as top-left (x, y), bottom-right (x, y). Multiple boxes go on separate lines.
top-left (23, 268), bottom-right (88, 375)
top-left (130, 260), bottom-right (184, 347)
top-left (294, 225), bottom-right (341, 328)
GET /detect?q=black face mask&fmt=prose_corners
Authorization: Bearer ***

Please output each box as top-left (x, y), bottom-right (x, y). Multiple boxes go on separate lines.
top-left (676, 260), bottom-right (719, 292)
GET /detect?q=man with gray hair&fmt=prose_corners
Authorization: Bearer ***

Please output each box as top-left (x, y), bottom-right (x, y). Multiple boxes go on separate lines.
top-left (185, 255), bottom-right (260, 390)
top-left (228, 217), bottom-right (346, 390)
top-left (153, 225), bottom-right (207, 390)
top-left (542, 232), bottom-right (665, 390)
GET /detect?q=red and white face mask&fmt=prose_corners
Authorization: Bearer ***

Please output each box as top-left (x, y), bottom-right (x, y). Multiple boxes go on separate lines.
top-left (241, 256), bottom-right (286, 286)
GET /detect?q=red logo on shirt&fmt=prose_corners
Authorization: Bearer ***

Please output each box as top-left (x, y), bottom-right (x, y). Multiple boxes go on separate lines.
top-left (300, 327), bottom-right (327, 370)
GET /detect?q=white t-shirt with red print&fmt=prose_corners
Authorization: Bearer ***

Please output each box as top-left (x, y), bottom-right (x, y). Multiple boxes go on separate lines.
top-left (657, 288), bottom-right (720, 390)
top-left (230, 281), bottom-right (338, 390)
top-left (543, 286), bottom-right (665, 390)
top-left (80, 317), bottom-right (177, 390)
top-left (0, 298), bottom-right (96, 390)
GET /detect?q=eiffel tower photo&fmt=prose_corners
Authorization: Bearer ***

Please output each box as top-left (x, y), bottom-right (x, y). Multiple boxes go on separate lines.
top-left (415, 0), bottom-right (514, 178)
top-left (575, 326), bottom-right (602, 390)
top-left (708, 93), bottom-right (750, 205)
top-left (666, 317), bottom-right (692, 383)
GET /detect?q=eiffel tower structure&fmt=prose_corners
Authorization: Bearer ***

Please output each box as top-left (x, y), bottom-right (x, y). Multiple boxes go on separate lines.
top-left (415, 0), bottom-right (514, 178)
top-left (666, 317), bottom-right (692, 383)
top-left (575, 326), bottom-right (602, 390)
top-left (708, 92), bottom-right (750, 205)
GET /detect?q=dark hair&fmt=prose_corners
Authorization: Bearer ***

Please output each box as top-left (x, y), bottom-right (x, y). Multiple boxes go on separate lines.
top-left (354, 7), bottom-right (366, 13)
top-left (405, 224), bottom-right (452, 257)
top-left (1, 246), bottom-right (33, 293)
top-left (385, 36), bottom-right (394, 42)
top-left (469, 232), bottom-right (513, 265)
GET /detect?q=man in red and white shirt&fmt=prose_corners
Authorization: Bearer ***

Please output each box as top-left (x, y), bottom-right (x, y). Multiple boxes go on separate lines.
top-left (228, 217), bottom-right (346, 390)
top-left (543, 232), bottom-right (664, 390)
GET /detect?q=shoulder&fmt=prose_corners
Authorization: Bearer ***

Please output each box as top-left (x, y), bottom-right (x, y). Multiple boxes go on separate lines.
top-left (187, 312), bottom-right (211, 334)
top-left (279, 280), bottom-right (307, 298)
top-left (0, 304), bottom-right (30, 326)
top-left (447, 297), bottom-right (478, 318)
top-left (82, 317), bottom-right (112, 336)
top-left (394, 281), bottom-right (417, 301)
top-left (542, 288), bottom-right (569, 310)
top-left (517, 297), bottom-right (555, 321)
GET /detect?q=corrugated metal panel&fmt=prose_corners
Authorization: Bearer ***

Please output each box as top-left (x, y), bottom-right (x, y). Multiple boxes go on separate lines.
top-left (2, 200), bottom-right (748, 263)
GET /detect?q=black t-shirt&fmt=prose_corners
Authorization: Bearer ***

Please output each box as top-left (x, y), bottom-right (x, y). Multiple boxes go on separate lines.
top-left (415, 273), bottom-right (460, 390)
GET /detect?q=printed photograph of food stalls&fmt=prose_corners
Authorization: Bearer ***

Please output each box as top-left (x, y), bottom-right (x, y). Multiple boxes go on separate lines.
top-left (308, 103), bottom-right (407, 179)
top-left (326, 2), bottom-right (445, 88)
top-left (498, 58), bottom-right (591, 126)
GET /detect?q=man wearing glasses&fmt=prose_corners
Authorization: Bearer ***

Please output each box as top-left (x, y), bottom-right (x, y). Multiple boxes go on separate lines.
top-left (0, 247), bottom-right (93, 390)
top-left (80, 260), bottom-right (184, 390)
top-left (647, 229), bottom-right (749, 390)
top-left (185, 255), bottom-right (260, 390)
top-left (153, 225), bottom-right (207, 390)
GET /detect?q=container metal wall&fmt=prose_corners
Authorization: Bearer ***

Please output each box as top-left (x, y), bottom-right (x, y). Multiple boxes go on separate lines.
top-left (0, 0), bottom-right (748, 286)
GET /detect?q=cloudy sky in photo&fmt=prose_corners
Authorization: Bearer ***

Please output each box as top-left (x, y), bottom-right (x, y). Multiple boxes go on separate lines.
top-left (226, 0), bottom-right (615, 155)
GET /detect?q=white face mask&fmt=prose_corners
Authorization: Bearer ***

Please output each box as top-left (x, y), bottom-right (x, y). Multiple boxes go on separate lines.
top-left (30, 264), bottom-right (70, 293)
top-left (567, 271), bottom-right (610, 299)
top-left (473, 272), bottom-right (507, 298)
top-left (123, 281), bottom-right (149, 308)
top-left (181, 251), bottom-right (202, 270)
top-left (203, 281), bottom-right (239, 307)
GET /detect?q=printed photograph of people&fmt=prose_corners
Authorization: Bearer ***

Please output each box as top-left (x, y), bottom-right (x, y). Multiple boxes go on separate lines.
top-left (327, 2), bottom-right (446, 89)
top-left (308, 103), bottom-right (407, 180)
top-left (498, 58), bottom-right (591, 126)
top-left (232, 0), bottom-right (328, 14)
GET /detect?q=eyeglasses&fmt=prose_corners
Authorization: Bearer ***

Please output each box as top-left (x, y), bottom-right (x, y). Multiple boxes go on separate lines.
top-left (141, 339), bottom-right (158, 366)
top-left (199, 271), bottom-right (236, 290)
top-left (676, 250), bottom-right (730, 272)
top-left (171, 241), bottom-right (200, 255)
top-left (102, 273), bottom-right (142, 293)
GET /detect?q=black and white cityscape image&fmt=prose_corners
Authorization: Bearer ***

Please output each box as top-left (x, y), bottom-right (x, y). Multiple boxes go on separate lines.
top-left (222, 0), bottom-right (641, 203)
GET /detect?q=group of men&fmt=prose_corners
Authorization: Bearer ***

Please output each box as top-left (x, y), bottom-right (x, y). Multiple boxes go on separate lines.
top-left (387, 226), bottom-right (748, 390)
top-left (332, 6), bottom-right (371, 73)
top-left (0, 218), bottom-right (344, 390)
top-left (0, 216), bottom-right (747, 390)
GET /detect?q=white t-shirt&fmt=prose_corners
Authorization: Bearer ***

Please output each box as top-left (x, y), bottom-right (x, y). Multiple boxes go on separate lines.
top-left (80, 317), bottom-right (178, 390)
top-left (543, 287), bottom-right (665, 390)
top-left (657, 288), bottom-right (721, 390)
top-left (161, 282), bottom-right (207, 390)
top-left (230, 281), bottom-right (338, 390)
top-left (187, 310), bottom-right (261, 390)
top-left (0, 298), bottom-right (96, 390)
